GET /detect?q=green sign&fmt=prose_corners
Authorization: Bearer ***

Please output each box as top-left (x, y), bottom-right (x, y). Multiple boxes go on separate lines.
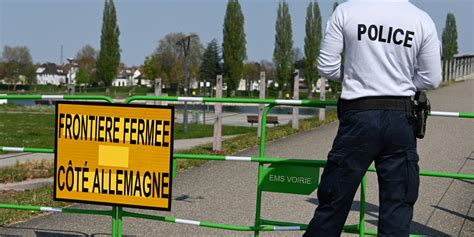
top-left (261, 164), bottom-right (320, 195)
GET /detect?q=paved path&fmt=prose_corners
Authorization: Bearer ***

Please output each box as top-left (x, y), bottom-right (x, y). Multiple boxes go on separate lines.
top-left (1, 77), bottom-right (473, 236)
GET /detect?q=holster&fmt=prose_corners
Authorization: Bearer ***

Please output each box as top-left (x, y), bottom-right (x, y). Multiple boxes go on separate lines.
top-left (412, 91), bottom-right (431, 139)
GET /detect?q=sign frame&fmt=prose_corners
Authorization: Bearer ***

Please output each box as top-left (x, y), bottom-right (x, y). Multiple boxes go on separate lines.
top-left (53, 101), bottom-right (175, 211)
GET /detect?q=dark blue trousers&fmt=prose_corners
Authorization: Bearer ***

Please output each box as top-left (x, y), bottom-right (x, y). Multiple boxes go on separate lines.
top-left (304, 110), bottom-right (419, 237)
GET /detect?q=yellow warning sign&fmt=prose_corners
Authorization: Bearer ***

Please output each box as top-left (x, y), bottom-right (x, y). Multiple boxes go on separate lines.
top-left (54, 101), bottom-right (174, 210)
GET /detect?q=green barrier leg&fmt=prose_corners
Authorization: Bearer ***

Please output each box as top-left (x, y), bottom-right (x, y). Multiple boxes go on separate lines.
top-left (118, 206), bottom-right (123, 237)
top-left (173, 158), bottom-right (177, 179)
top-left (254, 104), bottom-right (274, 237)
top-left (359, 176), bottom-right (366, 237)
top-left (112, 206), bottom-right (117, 237)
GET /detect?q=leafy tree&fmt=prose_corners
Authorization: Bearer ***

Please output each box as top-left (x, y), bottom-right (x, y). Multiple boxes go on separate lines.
top-left (223, 0), bottom-right (247, 97)
top-left (76, 44), bottom-right (98, 61)
top-left (304, 1), bottom-right (322, 99)
top-left (243, 62), bottom-right (260, 95)
top-left (0, 62), bottom-right (5, 79)
top-left (442, 13), bottom-right (458, 60)
top-left (143, 56), bottom-right (159, 83)
top-left (149, 32), bottom-right (203, 94)
top-left (75, 44), bottom-right (98, 85)
top-left (442, 13), bottom-right (458, 80)
top-left (328, 1), bottom-right (342, 97)
top-left (273, 0), bottom-right (294, 98)
top-left (75, 67), bottom-right (90, 87)
top-left (199, 39), bottom-right (222, 85)
top-left (1, 45), bottom-right (35, 88)
top-left (97, 0), bottom-right (121, 86)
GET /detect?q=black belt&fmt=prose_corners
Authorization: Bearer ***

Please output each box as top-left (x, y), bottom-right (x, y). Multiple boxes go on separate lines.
top-left (338, 96), bottom-right (414, 113)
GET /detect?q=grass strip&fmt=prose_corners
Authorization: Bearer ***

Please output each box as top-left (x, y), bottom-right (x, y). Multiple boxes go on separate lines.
top-left (0, 160), bottom-right (54, 183)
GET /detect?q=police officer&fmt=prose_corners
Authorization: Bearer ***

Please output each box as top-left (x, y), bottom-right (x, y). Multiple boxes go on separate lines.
top-left (304, 0), bottom-right (441, 236)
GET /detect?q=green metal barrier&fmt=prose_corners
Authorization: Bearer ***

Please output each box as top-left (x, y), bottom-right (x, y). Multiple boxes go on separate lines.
top-left (1, 94), bottom-right (473, 237)
top-left (0, 94), bottom-right (115, 103)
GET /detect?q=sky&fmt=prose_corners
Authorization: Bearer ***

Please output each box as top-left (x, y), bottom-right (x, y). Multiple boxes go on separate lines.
top-left (0, 0), bottom-right (473, 66)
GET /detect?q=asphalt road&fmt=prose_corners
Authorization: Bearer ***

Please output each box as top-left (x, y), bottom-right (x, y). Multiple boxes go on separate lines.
top-left (1, 78), bottom-right (473, 237)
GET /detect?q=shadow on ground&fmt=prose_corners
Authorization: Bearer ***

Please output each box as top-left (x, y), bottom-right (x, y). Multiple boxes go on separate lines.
top-left (306, 198), bottom-right (450, 236)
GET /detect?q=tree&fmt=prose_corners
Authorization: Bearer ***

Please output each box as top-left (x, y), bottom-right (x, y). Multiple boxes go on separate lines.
top-left (328, 1), bottom-right (342, 97)
top-left (149, 32), bottom-right (203, 94)
top-left (75, 67), bottom-right (90, 89)
top-left (97, 0), bottom-right (121, 86)
top-left (243, 62), bottom-right (260, 95)
top-left (273, 0), bottom-right (294, 98)
top-left (304, 1), bottom-right (322, 99)
top-left (442, 13), bottom-right (458, 81)
top-left (0, 62), bottom-right (5, 79)
top-left (76, 44), bottom-right (98, 85)
top-left (76, 44), bottom-right (98, 61)
top-left (223, 0), bottom-right (247, 97)
top-left (1, 45), bottom-right (36, 88)
top-left (199, 39), bottom-right (222, 85)
top-left (143, 56), bottom-right (159, 83)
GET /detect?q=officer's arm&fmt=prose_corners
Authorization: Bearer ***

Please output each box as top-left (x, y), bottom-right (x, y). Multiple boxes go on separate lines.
top-left (413, 19), bottom-right (442, 89)
top-left (317, 7), bottom-right (344, 82)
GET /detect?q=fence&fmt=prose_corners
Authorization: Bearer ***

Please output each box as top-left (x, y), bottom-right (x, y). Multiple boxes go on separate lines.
top-left (442, 54), bottom-right (474, 82)
top-left (0, 94), bottom-right (473, 237)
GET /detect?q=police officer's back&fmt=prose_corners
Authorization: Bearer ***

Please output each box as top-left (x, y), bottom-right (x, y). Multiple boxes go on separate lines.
top-left (304, 0), bottom-right (441, 236)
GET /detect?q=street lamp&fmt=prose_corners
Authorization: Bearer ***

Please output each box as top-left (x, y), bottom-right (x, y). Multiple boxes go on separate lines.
top-left (176, 34), bottom-right (197, 134)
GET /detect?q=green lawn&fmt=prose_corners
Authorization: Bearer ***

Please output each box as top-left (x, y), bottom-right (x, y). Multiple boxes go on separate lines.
top-left (0, 111), bottom-right (55, 148)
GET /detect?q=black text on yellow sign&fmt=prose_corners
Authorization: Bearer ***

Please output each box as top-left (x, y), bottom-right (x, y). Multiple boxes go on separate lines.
top-left (54, 101), bottom-right (174, 211)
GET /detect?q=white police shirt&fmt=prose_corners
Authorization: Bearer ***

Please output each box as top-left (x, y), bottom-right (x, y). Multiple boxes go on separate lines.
top-left (318, 0), bottom-right (442, 100)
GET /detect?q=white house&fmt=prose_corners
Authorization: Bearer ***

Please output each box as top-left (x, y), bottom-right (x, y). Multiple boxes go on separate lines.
top-left (112, 68), bottom-right (132, 87)
top-left (112, 68), bottom-right (153, 87)
top-left (112, 78), bottom-right (130, 87)
top-left (36, 63), bottom-right (66, 85)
